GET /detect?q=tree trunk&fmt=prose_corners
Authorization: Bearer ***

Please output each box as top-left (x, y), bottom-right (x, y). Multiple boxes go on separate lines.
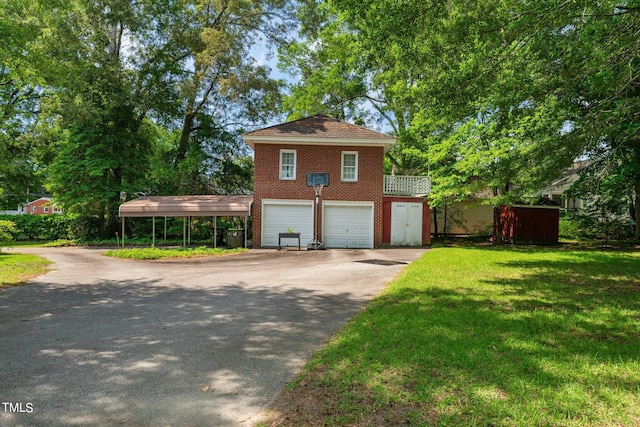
top-left (432, 206), bottom-right (439, 238)
top-left (443, 203), bottom-right (448, 238)
top-left (635, 177), bottom-right (640, 240)
top-left (177, 111), bottom-right (195, 162)
top-left (494, 205), bottom-right (504, 245)
top-left (97, 202), bottom-right (107, 239)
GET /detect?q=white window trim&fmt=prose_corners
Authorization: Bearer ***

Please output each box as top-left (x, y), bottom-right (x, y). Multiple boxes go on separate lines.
top-left (341, 151), bottom-right (358, 182)
top-left (279, 149), bottom-right (296, 180)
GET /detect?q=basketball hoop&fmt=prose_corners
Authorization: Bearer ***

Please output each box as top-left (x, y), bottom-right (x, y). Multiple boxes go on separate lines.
top-left (306, 172), bottom-right (329, 250)
top-left (312, 183), bottom-right (324, 197)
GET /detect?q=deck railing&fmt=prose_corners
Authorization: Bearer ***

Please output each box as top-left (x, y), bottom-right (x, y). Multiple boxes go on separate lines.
top-left (383, 175), bottom-right (431, 197)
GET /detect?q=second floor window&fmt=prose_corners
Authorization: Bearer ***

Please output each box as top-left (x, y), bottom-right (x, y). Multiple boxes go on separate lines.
top-left (342, 151), bottom-right (358, 182)
top-left (280, 149), bottom-right (296, 180)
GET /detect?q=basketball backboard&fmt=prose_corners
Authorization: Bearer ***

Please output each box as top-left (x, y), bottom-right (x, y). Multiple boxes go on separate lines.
top-left (306, 172), bottom-right (330, 187)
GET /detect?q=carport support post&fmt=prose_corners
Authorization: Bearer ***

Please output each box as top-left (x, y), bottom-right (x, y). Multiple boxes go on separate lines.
top-left (244, 215), bottom-right (247, 248)
top-left (183, 217), bottom-right (186, 247)
top-left (121, 217), bottom-right (125, 248)
top-left (152, 216), bottom-right (156, 247)
top-left (164, 217), bottom-right (167, 243)
top-left (213, 216), bottom-right (217, 248)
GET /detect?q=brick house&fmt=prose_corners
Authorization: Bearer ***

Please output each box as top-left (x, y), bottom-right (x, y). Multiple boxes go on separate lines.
top-left (242, 115), bottom-right (431, 249)
top-left (25, 197), bottom-right (62, 215)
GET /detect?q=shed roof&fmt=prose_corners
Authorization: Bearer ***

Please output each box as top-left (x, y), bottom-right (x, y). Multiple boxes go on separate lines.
top-left (119, 195), bottom-right (253, 218)
top-left (242, 115), bottom-right (396, 152)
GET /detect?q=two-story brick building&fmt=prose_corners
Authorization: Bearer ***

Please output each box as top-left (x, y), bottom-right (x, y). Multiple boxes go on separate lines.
top-left (243, 115), bottom-right (431, 249)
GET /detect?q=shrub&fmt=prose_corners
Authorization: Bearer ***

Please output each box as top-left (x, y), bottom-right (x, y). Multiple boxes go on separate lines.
top-left (0, 214), bottom-right (70, 240)
top-left (559, 212), bottom-right (634, 241)
top-left (0, 214), bottom-right (92, 241)
top-left (0, 220), bottom-right (17, 249)
top-left (67, 214), bottom-right (102, 240)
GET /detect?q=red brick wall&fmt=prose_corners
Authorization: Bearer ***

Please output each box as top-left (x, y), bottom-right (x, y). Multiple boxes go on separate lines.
top-left (253, 143), bottom-right (385, 247)
top-left (27, 200), bottom-right (58, 215)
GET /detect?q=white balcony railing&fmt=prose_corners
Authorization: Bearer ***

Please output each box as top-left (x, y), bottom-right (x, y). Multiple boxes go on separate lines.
top-left (384, 175), bottom-right (431, 197)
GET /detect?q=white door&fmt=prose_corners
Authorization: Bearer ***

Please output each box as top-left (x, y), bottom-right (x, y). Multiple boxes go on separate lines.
top-left (323, 201), bottom-right (374, 249)
top-left (391, 202), bottom-right (423, 246)
top-left (262, 200), bottom-right (314, 247)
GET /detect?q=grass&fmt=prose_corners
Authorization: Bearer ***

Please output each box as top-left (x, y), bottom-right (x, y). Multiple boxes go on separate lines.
top-left (42, 239), bottom-right (78, 247)
top-left (6, 241), bottom-right (51, 247)
top-left (264, 246), bottom-right (640, 426)
top-left (103, 246), bottom-right (248, 260)
top-left (0, 251), bottom-right (52, 288)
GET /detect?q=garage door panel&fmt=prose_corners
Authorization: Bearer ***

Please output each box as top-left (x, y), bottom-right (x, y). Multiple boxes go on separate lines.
top-left (262, 201), bottom-right (313, 248)
top-left (323, 203), bottom-right (373, 249)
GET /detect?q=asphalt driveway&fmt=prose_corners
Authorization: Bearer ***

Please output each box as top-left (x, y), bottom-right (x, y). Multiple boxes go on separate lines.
top-left (0, 247), bottom-right (425, 426)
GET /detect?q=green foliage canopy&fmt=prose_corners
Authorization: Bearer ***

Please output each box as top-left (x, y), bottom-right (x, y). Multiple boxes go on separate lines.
top-left (281, 0), bottom-right (640, 236)
top-left (0, 0), bottom-right (295, 236)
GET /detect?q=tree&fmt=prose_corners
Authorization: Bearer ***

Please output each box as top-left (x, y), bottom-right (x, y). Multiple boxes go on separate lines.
top-left (151, 0), bottom-right (291, 194)
top-left (0, 0), bottom-right (296, 237)
top-left (282, 0), bottom-right (640, 238)
top-left (0, 0), bottom-right (49, 209)
top-left (38, 0), bottom-right (154, 236)
top-left (35, 0), bottom-right (295, 236)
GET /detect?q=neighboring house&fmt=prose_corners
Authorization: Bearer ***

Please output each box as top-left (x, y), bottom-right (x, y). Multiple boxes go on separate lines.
top-left (242, 115), bottom-right (431, 248)
top-left (25, 197), bottom-right (62, 215)
top-left (540, 161), bottom-right (590, 211)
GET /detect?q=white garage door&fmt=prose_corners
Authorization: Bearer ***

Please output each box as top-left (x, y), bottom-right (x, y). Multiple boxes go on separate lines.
top-left (323, 201), bottom-right (374, 249)
top-left (262, 200), bottom-right (314, 248)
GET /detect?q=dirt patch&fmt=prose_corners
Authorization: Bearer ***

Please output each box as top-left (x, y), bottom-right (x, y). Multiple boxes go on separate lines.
top-left (257, 367), bottom-right (356, 426)
top-left (255, 367), bottom-right (433, 427)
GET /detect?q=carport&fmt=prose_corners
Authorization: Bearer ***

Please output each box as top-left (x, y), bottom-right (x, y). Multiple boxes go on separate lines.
top-left (118, 195), bottom-right (253, 247)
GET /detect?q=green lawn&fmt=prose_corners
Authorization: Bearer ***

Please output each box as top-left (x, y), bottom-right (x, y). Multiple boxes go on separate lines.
top-left (265, 246), bottom-right (640, 426)
top-left (103, 246), bottom-right (248, 260)
top-left (0, 252), bottom-right (52, 287)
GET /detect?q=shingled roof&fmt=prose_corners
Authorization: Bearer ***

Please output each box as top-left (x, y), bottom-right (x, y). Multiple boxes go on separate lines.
top-left (242, 115), bottom-right (396, 152)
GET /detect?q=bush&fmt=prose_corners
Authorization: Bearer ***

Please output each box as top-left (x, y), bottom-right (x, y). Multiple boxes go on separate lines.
top-left (67, 215), bottom-right (102, 240)
top-left (0, 215), bottom-right (69, 241)
top-left (559, 216), bottom-right (591, 240)
top-left (0, 214), bottom-right (96, 241)
top-left (0, 219), bottom-right (17, 248)
top-left (559, 212), bottom-right (634, 241)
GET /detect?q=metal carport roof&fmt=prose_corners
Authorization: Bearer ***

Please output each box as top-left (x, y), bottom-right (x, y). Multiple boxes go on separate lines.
top-left (118, 195), bottom-right (253, 248)
top-left (119, 195), bottom-right (253, 218)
